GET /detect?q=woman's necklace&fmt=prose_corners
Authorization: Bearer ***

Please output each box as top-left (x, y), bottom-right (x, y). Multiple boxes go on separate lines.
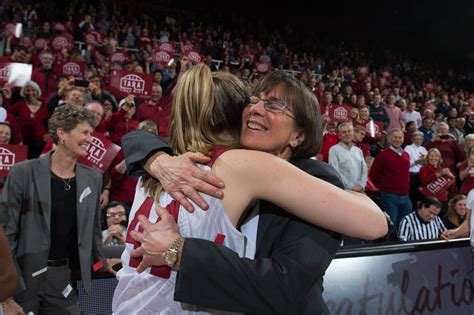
top-left (51, 152), bottom-right (75, 191)
top-left (61, 177), bottom-right (72, 191)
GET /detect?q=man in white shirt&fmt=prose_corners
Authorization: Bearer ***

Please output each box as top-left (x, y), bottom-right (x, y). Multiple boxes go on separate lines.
top-left (404, 131), bottom-right (427, 207)
top-left (328, 122), bottom-right (367, 192)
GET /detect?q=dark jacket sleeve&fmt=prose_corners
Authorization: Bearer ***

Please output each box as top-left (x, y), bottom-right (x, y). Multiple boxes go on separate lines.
top-left (121, 130), bottom-right (172, 177)
top-left (174, 159), bottom-right (343, 314)
top-left (46, 92), bottom-right (62, 113)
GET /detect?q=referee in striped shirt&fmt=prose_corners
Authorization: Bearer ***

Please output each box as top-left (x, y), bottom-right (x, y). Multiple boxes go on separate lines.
top-left (398, 197), bottom-right (447, 241)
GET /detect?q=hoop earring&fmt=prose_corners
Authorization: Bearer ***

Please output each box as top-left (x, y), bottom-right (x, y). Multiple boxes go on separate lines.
top-left (61, 139), bottom-right (65, 146)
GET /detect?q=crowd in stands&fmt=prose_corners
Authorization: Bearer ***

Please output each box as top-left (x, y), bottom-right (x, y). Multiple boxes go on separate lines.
top-left (0, 0), bottom-right (473, 245)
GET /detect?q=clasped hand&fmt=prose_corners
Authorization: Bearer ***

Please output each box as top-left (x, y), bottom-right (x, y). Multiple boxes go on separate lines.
top-left (130, 206), bottom-right (180, 272)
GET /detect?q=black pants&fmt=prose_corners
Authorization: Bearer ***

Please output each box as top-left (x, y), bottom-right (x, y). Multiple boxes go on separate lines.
top-left (15, 265), bottom-right (80, 315)
top-left (409, 172), bottom-right (423, 209)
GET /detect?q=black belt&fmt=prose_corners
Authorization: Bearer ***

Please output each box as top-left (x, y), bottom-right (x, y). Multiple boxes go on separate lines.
top-left (46, 258), bottom-right (69, 267)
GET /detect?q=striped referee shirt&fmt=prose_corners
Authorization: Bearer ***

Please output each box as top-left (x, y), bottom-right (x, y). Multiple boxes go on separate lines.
top-left (398, 211), bottom-right (447, 241)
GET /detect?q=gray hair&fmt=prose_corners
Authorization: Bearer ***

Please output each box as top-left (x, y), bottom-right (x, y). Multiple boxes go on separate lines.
top-left (48, 105), bottom-right (97, 144)
top-left (465, 134), bottom-right (474, 141)
top-left (411, 131), bottom-right (424, 140)
top-left (436, 122), bottom-right (449, 131)
top-left (337, 122), bottom-right (354, 133)
top-left (20, 81), bottom-right (42, 98)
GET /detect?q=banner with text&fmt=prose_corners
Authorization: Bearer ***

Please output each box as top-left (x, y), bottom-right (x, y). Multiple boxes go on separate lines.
top-left (419, 175), bottom-right (455, 198)
top-left (0, 144), bottom-right (28, 176)
top-left (328, 105), bottom-right (351, 122)
top-left (55, 61), bottom-right (85, 77)
top-left (109, 70), bottom-right (153, 99)
top-left (78, 132), bottom-right (120, 173)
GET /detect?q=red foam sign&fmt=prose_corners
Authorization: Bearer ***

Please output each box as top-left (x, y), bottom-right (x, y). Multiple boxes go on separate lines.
top-left (109, 69), bottom-right (153, 99)
top-left (0, 144), bottom-right (28, 176)
top-left (328, 105), bottom-right (351, 122)
top-left (77, 132), bottom-right (121, 173)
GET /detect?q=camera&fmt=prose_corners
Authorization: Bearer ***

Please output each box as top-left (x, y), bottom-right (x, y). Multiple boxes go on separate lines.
top-left (439, 135), bottom-right (450, 140)
top-left (74, 79), bottom-right (90, 88)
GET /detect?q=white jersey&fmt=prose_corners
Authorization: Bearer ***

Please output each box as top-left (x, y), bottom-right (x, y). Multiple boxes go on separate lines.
top-left (467, 190), bottom-right (474, 247)
top-left (113, 170), bottom-right (256, 315)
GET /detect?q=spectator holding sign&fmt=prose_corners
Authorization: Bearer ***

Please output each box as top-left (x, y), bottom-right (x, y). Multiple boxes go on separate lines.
top-left (418, 148), bottom-right (454, 216)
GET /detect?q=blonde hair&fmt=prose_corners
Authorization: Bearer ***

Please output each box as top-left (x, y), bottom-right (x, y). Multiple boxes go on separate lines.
top-left (143, 65), bottom-right (249, 200)
top-left (425, 148), bottom-right (443, 165)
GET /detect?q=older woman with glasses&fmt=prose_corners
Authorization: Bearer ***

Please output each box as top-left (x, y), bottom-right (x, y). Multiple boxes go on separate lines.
top-left (113, 66), bottom-right (387, 314)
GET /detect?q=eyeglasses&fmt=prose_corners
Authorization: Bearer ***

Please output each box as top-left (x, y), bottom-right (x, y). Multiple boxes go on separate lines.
top-left (106, 212), bottom-right (126, 218)
top-left (248, 96), bottom-right (295, 118)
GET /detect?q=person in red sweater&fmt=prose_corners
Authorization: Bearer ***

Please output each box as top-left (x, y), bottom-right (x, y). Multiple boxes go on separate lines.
top-left (320, 91), bottom-right (333, 116)
top-left (0, 45), bottom-right (28, 64)
top-left (136, 83), bottom-right (163, 123)
top-left (418, 148), bottom-right (454, 216)
top-left (31, 50), bottom-right (57, 102)
top-left (108, 120), bottom-right (158, 207)
top-left (458, 146), bottom-right (474, 195)
top-left (9, 81), bottom-right (50, 158)
top-left (319, 120), bottom-right (338, 161)
top-left (426, 122), bottom-right (465, 175)
top-left (369, 128), bottom-right (411, 229)
top-left (106, 95), bottom-right (139, 145)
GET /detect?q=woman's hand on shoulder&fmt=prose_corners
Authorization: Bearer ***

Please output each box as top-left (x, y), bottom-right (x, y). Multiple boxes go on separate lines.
top-left (149, 152), bottom-right (225, 212)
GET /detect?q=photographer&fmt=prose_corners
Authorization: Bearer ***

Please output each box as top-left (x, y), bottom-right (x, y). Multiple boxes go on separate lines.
top-left (426, 122), bottom-right (465, 175)
top-left (47, 78), bottom-right (87, 113)
top-left (105, 95), bottom-right (139, 145)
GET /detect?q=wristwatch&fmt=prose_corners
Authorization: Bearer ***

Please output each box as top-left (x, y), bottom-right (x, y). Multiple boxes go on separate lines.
top-left (163, 235), bottom-right (185, 268)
